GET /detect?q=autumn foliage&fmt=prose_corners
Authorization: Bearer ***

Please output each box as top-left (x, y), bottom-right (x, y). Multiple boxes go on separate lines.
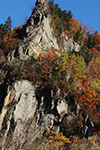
top-left (6, 46), bottom-right (100, 126)
top-left (0, 1), bottom-right (100, 141)
top-left (1, 14), bottom-right (99, 132)
top-left (43, 131), bottom-right (71, 149)
top-left (1, 30), bottom-right (20, 55)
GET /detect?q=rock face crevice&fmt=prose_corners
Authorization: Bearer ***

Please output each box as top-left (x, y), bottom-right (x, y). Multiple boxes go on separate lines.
top-left (0, 83), bottom-right (7, 113)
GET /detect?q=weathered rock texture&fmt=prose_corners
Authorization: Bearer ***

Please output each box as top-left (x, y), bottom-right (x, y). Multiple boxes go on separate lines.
top-left (0, 80), bottom-right (94, 150)
top-left (8, 0), bottom-right (59, 61)
top-left (0, 80), bottom-right (37, 149)
top-left (62, 34), bottom-right (80, 52)
top-left (7, 0), bottom-right (80, 61)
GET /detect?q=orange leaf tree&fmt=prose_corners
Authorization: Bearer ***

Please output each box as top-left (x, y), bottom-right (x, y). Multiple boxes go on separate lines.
top-left (1, 30), bottom-right (20, 55)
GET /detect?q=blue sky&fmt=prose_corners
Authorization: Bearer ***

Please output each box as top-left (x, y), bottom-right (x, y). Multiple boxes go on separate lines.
top-left (0, 0), bottom-right (100, 33)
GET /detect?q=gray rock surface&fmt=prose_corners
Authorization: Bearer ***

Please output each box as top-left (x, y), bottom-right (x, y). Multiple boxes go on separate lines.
top-left (0, 80), bottom-right (94, 149)
top-left (7, 0), bottom-right (80, 62)
top-left (0, 80), bottom-right (37, 149)
top-left (7, 0), bottom-right (59, 61)
top-left (62, 35), bottom-right (80, 52)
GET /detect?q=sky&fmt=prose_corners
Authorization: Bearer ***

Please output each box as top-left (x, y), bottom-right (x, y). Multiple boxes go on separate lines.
top-left (0, 0), bottom-right (100, 33)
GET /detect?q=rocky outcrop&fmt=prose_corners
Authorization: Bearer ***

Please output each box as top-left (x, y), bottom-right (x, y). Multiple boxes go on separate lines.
top-left (7, 0), bottom-right (81, 61)
top-left (7, 0), bottom-right (59, 61)
top-left (0, 80), bottom-right (94, 149)
top-left (0, 80), bottom-right (37, 149)
top-left (62, 35), bottom-right (80, 52)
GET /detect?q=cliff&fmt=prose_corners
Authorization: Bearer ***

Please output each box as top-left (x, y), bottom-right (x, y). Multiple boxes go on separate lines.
top-left (8, 0), bottom-right (59, 61)
top-left (0, 80), bottom-right (95, 149)
top-left (0, 0), bottom-right (100, 149)
top-left (7, 0), bottom-right (80, 61)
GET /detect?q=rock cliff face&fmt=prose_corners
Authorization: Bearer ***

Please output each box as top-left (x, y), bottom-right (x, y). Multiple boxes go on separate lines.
top-left (63, 35), bottom-right (80, 52)
top-left (8, 0), bottom-right (59, 61)
top-left (0, 80), bottom-right (94, 149)
top-left (0, 0), bottom-right (95, 149)
top-left (7, 0), bottom-right (80, 61)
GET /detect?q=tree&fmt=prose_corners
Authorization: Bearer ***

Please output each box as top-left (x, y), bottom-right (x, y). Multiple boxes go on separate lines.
top-left (66, 10), bottom-right (73, 22)
top-left (49, 0), bottom-right (54, 6)
top-left (5, 16), bottom-right (12, 30)
top-left (0, 23), bottom-right (7, 37)
top-left (1, 30), bottom-right (20, 56)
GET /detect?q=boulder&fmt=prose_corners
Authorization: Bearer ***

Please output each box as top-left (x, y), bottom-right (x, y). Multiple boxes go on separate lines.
top-left (60, 114), bottom-right (83, 137)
